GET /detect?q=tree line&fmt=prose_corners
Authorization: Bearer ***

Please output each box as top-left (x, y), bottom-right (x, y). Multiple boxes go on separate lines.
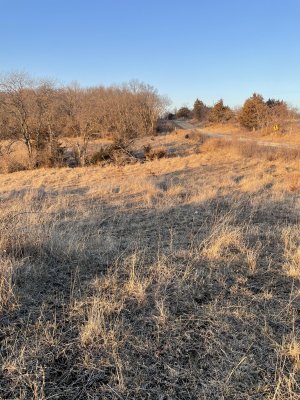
top-left (0, 72), bottom-right (168, 168)
top-left (173, 94), bottom-right (297, 131)
top-left (0, 72), bottom-right (298, 172)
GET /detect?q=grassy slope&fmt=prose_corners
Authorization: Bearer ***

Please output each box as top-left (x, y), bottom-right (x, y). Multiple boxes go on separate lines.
top-left (203, 121), bottom-right (300, 146)
top-left (0, 132), bottom-right (300, 399)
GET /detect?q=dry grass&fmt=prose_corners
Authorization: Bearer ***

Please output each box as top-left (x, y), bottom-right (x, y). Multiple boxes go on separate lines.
top-left (282, 227), bottom-right (300, 280)
top-left (205, 121), bottom-right (300, 146)
top-left (201, 136), bottom-right (300, 164)
top-left (0, 132), bottom-right (299, 399)
top-left (202, 122), bottom-right (241, 134)
top-left (0, 141), bottom-right (29, 173)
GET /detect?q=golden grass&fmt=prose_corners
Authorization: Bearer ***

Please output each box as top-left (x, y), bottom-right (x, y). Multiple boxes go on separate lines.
top-left (282, 227), bottom-right (300, 279)
top-left (204, 121), bottom-right (300, 145)
top-left (0, 141), bottom-right (29, 173)
top-left (202, 122), bottom-right (241, 134)
top-left (0, 133), bottom-right (299, 399)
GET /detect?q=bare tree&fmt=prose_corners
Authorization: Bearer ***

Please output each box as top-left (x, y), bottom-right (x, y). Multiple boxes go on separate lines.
top-left (0, 72), bottom-right (36, 163)
top-left (127, 81), bottom-right (169, 136)
top-left (32, 79), bottom-right (68, 166)
top-left (61, 85), bottom-right (102, 166)
top-left (0, 72), bottom-right (168, 168)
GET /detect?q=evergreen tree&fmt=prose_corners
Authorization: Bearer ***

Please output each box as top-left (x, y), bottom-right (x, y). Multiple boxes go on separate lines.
top-left (265, 99), bottom-right (289, 131)
top-left (193, 98), bottom-right (205, 120)
top-left (239, 94), bottom-right (267, 131)
top-left (176, 107), bottom-right (191, 119)
top-left (209, 99), bottom-right (233, 123)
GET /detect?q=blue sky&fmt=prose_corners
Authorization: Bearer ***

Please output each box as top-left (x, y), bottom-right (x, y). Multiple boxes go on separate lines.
top-left (1, 0), bottom-right (300, 109)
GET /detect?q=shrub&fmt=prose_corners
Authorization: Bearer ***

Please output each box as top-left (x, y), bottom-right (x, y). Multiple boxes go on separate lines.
top-left (239, 94), bottom-right (268, 131)
top-left (90, 141), bottom-right (136, 166)
top-left (176, 107), bottom-right (191, 119)
top-left (143, 144), bottom-right (166, 160)
top-left (35, 140), bottom-right (66, 168)
top-left (0, 157), bottom-right (27, 174)
top-left (208, 99), bottom-right (233, 123)
top-left (239, 93), bottom-right (288, 132)
top-left (90, 146), bottom-right (116, 164)
top-left (193, 99), bottom-right (206, 121)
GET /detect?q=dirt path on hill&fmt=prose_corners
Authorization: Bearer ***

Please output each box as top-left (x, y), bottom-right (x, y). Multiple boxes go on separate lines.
top-left (173, 120), bottom-right (300, 150)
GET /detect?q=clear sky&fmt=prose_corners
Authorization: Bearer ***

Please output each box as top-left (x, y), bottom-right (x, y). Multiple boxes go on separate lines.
top-left (1, 0), bottom-right (300, 110)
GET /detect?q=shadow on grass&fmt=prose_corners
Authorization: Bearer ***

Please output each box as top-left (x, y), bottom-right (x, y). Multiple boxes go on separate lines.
top-left (1, 177), bottom-right (299, 399)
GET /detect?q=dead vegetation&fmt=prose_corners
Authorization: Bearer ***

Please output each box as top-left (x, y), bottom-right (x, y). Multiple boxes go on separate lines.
top-left (0, 132), bottom-right (299, 399)
top-left (201, 136), bottom-right (300, 162)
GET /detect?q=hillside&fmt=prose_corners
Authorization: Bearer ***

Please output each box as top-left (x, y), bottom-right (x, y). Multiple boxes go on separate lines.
top-left (0, 131), bottom-right (300, 399)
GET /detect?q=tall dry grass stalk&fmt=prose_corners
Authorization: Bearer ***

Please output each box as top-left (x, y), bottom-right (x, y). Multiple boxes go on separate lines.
top-left (0, 131), bottom-right (299, 399)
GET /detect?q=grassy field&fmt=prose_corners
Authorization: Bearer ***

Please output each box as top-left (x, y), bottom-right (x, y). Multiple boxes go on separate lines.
top-left (0, 131), bottom-right (300, 399)
top-left (202, 121), bottom-right (300, 146)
